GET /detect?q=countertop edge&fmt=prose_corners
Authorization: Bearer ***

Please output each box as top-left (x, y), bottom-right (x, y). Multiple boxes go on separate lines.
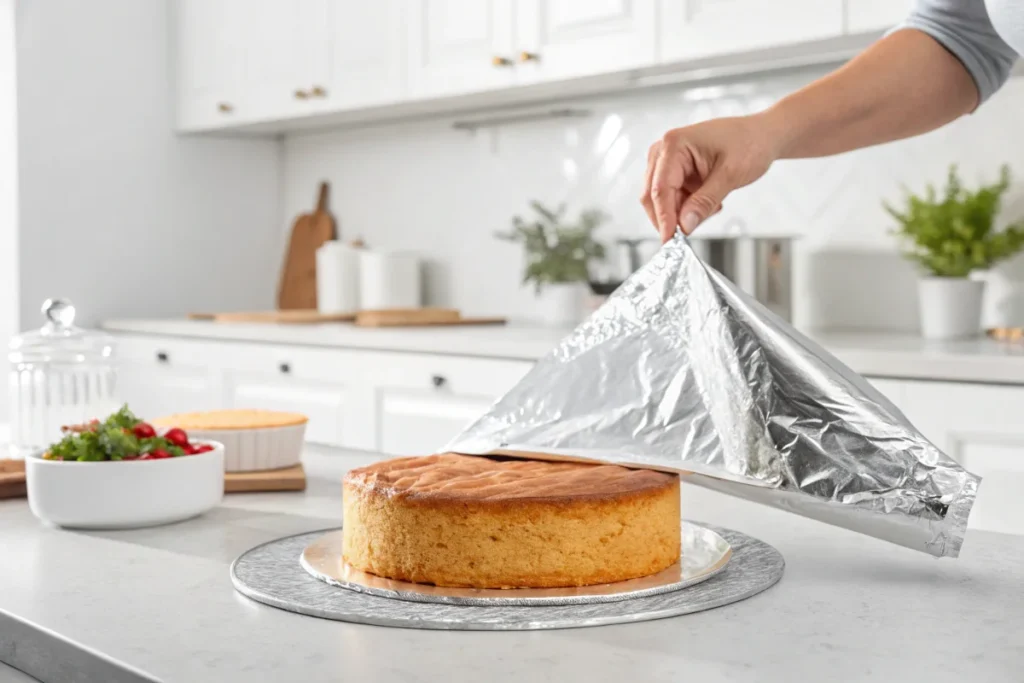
top-left (99, 319), bottom-right (1024, 386)
top-left (0, 609), bottom-right (157, 683)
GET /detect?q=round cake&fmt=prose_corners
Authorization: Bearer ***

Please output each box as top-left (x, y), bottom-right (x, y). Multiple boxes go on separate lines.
top-left (342, 453), bottom-right (681, 589)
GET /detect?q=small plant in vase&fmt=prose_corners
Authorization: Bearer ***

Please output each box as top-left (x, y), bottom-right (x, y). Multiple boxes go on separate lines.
top-left (496, 201), bottom-right (608, 326)
top-left (886, 165), bottom-right (1024, 339)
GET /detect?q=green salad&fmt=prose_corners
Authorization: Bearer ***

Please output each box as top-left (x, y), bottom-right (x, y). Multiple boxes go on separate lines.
top-left (44, 405), bottom-right (212, 461)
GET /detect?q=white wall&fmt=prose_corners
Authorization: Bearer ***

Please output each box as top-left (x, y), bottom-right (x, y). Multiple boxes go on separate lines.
top-left (0, 0), bottom-right (18, 422)
top-left (15, 0), bottom-right (281, 330)
top-left (282, 69), bottom-right (1024, 332)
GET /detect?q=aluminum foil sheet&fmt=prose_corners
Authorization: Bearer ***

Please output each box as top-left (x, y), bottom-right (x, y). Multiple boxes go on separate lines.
top-left (446, 234), bottom-right (979, 558)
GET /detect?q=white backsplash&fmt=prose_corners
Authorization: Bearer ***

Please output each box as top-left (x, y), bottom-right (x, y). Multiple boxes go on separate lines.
top-left (283, 68), bottom-right (1024, 331)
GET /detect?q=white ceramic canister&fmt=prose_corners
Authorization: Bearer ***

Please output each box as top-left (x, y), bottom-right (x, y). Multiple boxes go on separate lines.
top-left (315, 241), bottom-right (361, 314)
top-left (359, 250), bottom-right (422, 309)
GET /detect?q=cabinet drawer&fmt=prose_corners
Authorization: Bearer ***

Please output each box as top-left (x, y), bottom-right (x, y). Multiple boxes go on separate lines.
top-left (372, 353), bottom-right (533, 455)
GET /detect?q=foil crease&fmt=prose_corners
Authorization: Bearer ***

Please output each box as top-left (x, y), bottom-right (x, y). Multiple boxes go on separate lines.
top-left (445, 234), bottom-right (979, 558)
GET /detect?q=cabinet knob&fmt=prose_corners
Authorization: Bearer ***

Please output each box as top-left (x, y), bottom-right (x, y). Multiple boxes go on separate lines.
top-left (518, 51), bottom-right (540, 63)
top-left (217, 102), bottom-right (233, 113)
top-left (156, 351), bottom-right (169, 363)
top-left (491, 55), bottom-right (514, 67)
top-left (279, 362), bottom-right (292, 375)
top-left (310, 85), bottom-right (327, 98)
top-left (294, 89), bottom-right (310, 100)
top-left (431, 375), bottom-right (447, 389)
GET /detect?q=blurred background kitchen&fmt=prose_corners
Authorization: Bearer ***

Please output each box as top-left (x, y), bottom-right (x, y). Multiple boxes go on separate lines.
top-left (3, 1), bottom-right (1024, 532)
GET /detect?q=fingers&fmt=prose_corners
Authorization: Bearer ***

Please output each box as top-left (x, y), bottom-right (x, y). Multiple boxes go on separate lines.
top-left (640, 143), bottom-right (659, 230)
top-left (651, 148), bottom-right (683, 242)
top-left (678, 170), bottom-right (733, 235)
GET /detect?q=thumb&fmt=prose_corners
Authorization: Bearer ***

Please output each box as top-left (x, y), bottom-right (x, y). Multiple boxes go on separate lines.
top-left (678, 170), bottom-right (733, 234)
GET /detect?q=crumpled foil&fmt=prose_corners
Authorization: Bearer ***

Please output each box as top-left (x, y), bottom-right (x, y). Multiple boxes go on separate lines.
top-left (445, 234), bottom-right (979, 558)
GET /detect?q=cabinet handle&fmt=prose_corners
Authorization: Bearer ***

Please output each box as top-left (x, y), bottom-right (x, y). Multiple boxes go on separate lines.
top-left (431, 375), bottom-right (447, 389)
top-left (491, 56), bottom-right (514, 67)
top-left (518, 51), bottom-right (540, 63)
top-left (156, 351), bottom-right (169, 363)
top-left (294, 89), bottom-right (310, 100)
top-left (279, 362), bottom-right (292, 375)
top-left (217, 102), bottom-right (233, 113)
top-left (310, 85), bottom-right (327, 98)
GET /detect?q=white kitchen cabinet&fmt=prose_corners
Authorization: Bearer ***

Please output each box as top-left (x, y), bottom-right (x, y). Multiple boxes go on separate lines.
top-left (846, 0), bottom-right (913, 33)
top-left (174, 0), bottom-right (331, 130)
top-left (225, 375), bottom-right (349, 446)
top-left (372, 353), bottom-right (532, 455)
top-left (174, 0), bottom-right (248, 130)
top-left (895, 380), bottom-right (1024, 536)
top-left (660, 0), bottom-right (845, 62)
top-left (327, 0), bottom-right (406, 109)
top-left (241, 0), bottom-right (332, 121)
top-left (515, 0), bottom-right (657, 84)
top-left (406, 0), bottom-right (515, 98)
top-left (116, 337), bottom-right (224, 418)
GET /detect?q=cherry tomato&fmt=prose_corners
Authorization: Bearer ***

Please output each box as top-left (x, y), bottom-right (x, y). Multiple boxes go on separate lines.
top-left (132, 422), bottom-right (157, 439)
top-left (149, 448), bottom-right (171, 459)
top-left (182, 444), bottom-right (198, 455)
top-left (164, 427), bottom-right (189, 448)
top-left (195, 444), bottom-right (214, 454)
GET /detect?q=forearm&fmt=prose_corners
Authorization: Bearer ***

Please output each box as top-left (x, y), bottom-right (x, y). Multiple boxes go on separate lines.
top-left (759, 30), bottom-right (979, 159)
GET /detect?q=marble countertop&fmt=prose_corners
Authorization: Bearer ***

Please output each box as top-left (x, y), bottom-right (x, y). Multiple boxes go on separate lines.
top-left (2, 447), bottom-right (1022, 683)
top-left (101, 318), bottom-right (1024, 384)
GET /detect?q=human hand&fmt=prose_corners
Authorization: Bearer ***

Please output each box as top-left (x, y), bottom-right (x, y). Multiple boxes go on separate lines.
top-left (640, 114), bottom-right (778, 242)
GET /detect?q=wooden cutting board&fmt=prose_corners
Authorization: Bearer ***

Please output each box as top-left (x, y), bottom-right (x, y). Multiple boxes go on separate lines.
top-left (355, 308), bottom-right (507, 328)
top-left (224, 464), bottom-right (306, 493)
top-left (278, 182), bottom-right (336, 310)
top-left (0, 459), bottom-right (26, 499)
top-left (189, 310), bottom-right (355, 324)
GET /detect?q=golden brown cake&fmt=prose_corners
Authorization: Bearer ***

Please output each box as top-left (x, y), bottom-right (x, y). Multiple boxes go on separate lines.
top-left (342, 453), bottom-right (681, 589)
top-left (152, 409), bottom-right (307, 430)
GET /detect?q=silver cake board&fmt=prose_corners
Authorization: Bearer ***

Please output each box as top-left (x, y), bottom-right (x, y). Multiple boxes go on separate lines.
top-left (230, 522), bottom-right (785, 631)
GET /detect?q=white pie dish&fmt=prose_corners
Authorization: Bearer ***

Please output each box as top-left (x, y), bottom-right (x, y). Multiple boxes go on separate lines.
top-left (25, 440), bottom-right (225, 529)
top-left (178, 423), bottom-right (306, 472)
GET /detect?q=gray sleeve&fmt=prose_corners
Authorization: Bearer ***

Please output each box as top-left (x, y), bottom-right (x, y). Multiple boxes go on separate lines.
top-left (894, 0), bottom-right (1018, 103)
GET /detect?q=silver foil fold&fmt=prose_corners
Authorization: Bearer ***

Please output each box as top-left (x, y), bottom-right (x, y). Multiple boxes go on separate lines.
top-left (445, 234), bottom-right (979, 558)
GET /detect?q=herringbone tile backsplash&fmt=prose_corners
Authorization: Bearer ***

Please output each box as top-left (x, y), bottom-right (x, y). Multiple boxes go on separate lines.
top-left (284, 68), bottom-right (1024, 331)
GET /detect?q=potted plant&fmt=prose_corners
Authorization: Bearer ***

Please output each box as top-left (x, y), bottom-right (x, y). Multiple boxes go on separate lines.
top-left (496, 201), bottom-right (608, 326)
top-left (886, 165), bottom-right (1024, 340)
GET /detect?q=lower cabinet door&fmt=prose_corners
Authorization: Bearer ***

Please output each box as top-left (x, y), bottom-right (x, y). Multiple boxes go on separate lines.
top-left (897, 380), bottom-right (1024, 536)
top-left (118, 360), bottom-right (221, 419)
top-left (226, 374), bottom-right (349, 447)
top-left (377, 388), bottom-right (494, 455)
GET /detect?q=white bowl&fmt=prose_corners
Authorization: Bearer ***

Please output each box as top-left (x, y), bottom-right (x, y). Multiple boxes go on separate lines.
top-left (25, 441), bottom-right (225, 529)
top-left (182, 423), bottom-right (306, 472)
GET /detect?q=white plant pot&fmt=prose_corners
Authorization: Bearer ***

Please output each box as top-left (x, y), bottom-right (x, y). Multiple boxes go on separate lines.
top-left (918, 277), bottom-right (986, 340)
top-left (535, 282), bottom-right (587, 327)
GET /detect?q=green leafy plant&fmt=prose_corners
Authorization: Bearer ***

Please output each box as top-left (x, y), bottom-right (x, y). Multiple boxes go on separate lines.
top-left (886, 165), bottom-right (1024, 277)
top-left (495, 201), bottom-right (608, 292)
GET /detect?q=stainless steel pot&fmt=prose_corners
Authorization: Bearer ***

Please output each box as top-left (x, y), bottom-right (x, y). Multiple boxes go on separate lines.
top-left (689, 220), bottom-right (796, 323)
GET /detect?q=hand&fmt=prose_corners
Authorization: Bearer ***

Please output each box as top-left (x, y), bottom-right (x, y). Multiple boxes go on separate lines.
top-left (640, 114), bottom-right (779, 242)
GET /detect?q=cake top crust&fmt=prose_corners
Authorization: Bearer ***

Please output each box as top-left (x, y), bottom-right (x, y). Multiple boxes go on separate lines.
top-left (344, 453), bottom-right (677, 503)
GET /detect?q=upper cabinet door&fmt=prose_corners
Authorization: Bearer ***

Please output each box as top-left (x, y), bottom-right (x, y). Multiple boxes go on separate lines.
top-left (515, 0), bottom-right (657, 83)
top-left (846, 0), bottom-right (914, 33)
top-left (327, 0), bottom-right (406, 109)
top-left (242, 0), bottom-right (331, 121)
top-left (660, 0), bottom-right (844, 62)
top-left (407, 0), bottom-right (515, 98)
top-left (174, 0), bottom-right (247, 130)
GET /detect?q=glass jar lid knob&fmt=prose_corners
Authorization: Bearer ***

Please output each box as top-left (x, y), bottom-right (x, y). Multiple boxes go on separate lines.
top-left (42, 298), bottom-right (76, 329)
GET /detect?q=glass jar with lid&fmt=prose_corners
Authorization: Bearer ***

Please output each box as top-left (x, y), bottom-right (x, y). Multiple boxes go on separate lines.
top-left (8, 299), bottom-right (118, 458)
